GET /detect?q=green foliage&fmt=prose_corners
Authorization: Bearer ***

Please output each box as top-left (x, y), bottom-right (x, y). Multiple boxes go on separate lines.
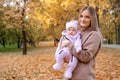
top-left (0, 43), bottom-right (22, 53)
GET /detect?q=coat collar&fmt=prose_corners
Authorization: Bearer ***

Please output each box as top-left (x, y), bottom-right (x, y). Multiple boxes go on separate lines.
top-left (80, 27), bottom-right (93, 45)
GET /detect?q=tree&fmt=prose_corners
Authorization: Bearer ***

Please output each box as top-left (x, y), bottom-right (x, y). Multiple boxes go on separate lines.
top-left (21, 0), bottom-right (28, 55)
top-left (43, 0), bottom-right (83, 43)
top-left (0, 1), bottom-right (6, 47)
top-left (109, 0), bottom-right (120, 44)
top-left (3, 0), bottom-right (30, 54)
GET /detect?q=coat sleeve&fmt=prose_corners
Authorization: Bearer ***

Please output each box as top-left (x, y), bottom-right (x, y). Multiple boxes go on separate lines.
top-left (72, 31), bottom-right (101, 63)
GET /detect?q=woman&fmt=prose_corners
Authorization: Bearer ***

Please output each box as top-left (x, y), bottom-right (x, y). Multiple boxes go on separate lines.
top-left (64, 5), bottom-right (103, 80)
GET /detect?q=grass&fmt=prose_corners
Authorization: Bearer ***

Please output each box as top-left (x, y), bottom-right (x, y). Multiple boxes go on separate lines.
top-left (0, 44), bottom-right (36, 53)
top-left (0, 44), bottom-right (22, 53)
top-left (0, 41), bottom-right (55, 54)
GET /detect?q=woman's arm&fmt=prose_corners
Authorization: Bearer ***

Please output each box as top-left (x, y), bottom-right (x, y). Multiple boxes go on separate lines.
top-left (72, 32), bottom-right (101, 63)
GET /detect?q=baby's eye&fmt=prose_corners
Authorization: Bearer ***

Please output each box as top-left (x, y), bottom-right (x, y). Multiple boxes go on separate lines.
top-left (72, 30), bottom-right (76, 31)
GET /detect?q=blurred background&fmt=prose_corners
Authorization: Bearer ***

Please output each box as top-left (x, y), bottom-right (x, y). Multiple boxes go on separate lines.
top-left (0, 0), bottom-right (120, 54)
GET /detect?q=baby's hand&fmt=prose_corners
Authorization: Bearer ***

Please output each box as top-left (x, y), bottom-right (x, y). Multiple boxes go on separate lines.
top-left (61, 40), bottom-right (70, 48)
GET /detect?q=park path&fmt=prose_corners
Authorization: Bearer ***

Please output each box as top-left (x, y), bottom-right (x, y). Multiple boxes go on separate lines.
top-left (102, 44), bottom-right (120, 49)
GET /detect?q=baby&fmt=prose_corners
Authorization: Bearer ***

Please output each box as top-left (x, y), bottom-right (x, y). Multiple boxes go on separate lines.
top-left (53, 20), bottom-right (82, 79)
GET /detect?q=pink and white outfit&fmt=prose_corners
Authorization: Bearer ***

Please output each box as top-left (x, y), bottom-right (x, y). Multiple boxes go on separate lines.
top-left (53, 20), bottom-right (82, 79)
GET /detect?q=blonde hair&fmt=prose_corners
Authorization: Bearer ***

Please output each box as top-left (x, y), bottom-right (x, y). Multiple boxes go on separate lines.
top-left (79, 6), bottom-right (103, 42)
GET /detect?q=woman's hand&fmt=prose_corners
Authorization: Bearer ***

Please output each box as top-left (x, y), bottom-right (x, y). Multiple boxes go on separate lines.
top-left (64, 55), bottom-right (70, 63)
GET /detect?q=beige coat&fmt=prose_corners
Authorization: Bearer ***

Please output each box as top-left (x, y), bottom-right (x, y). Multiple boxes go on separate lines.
top-left (69, 28), bottom-right (101, 80)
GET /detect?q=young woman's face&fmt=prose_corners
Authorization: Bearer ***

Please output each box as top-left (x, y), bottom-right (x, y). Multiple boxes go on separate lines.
top-left (79, 9), bottom-right (91, 30)
top-left (67, 27), bottom-right (77, 36)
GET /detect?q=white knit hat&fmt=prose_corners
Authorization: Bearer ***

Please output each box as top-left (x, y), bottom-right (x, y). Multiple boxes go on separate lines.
top-left (66, 20), bottom-right (78, 30)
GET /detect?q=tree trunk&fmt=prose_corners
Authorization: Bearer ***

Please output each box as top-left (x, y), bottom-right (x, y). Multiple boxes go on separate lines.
top-left (21, 7), bottom-right (27, 55)
top-left (17, 36), bottom-right (22, 48)
top-left (96, 6), bottom-right (99, 26)
top-left (1, 31), bottom-right (6, 48)
top-left (2, 37), bottom-right (5, 48)
top-left (54, 38), bottom-right (59, 46)
top-left (117, 25), bottom-right (120, 44)
top-left (22, 30), bottom-right (27, 55)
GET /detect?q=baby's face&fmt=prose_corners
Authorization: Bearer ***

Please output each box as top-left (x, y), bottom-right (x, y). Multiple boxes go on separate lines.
top-left (67, 27), bottom-right (77, 36)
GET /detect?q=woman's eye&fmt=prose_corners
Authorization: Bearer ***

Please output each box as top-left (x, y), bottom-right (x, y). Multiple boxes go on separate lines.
top-left (85, 16), bottom-right (90, 19)
top-left (80, 15), bottom-right (83, 18)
